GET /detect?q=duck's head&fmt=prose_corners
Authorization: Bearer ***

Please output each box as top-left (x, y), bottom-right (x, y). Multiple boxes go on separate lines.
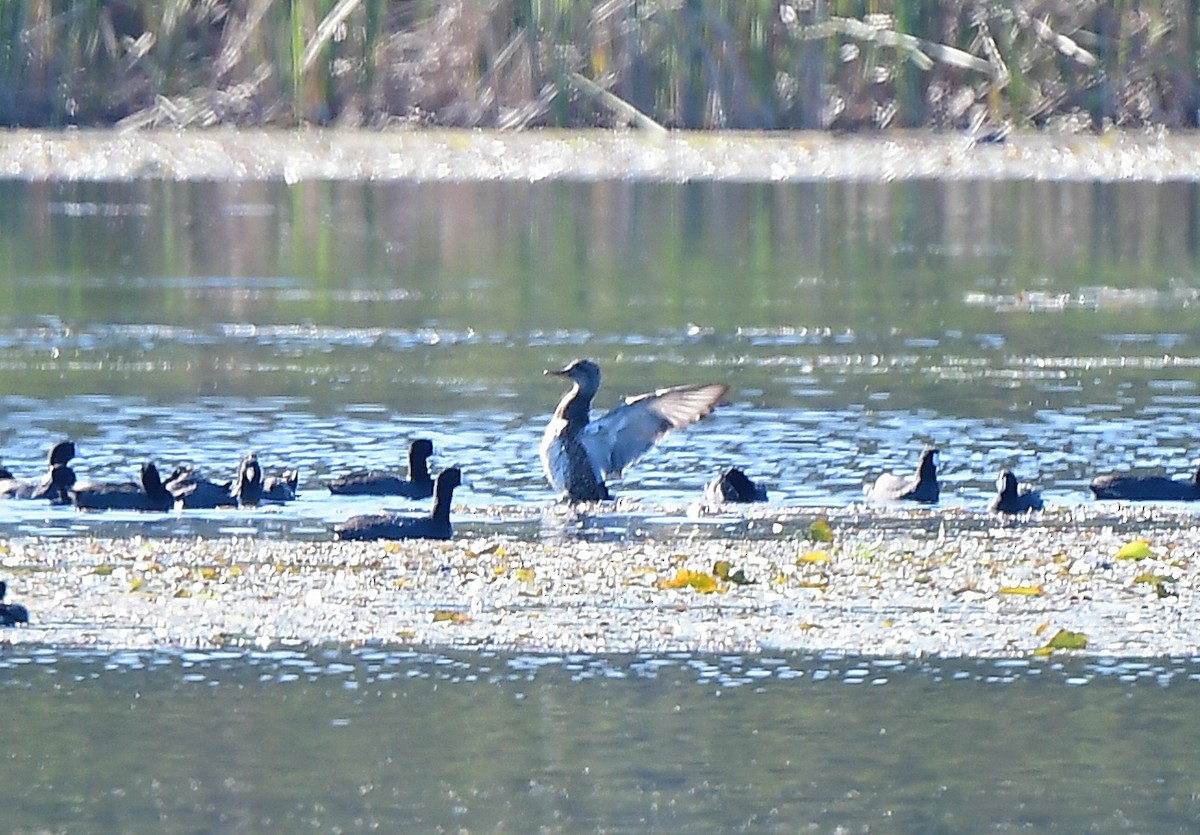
top-left (546, 359), bottom-right (601, 394)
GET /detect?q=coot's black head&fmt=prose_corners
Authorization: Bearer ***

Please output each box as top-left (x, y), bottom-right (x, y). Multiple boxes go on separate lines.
top-left (437, 467), bottom-right (463, 491)
top-left (996, 469), bottom-right (1017, 495)
top-left (238, 452), bottom-right (263, 485)
top-left (411, 439), bottom-right (434, 459)
top-left (49, 440), bottom-right (76, 467)
top-left (723, 468), bottom-right (757, 498)
top-left (140, 462), bottom-right (164, 492)
top-left (0, 580), bottom-right (6, 600)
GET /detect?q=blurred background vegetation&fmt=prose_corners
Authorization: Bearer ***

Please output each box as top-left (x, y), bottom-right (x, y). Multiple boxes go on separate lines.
top-left (1, 0), bottom-right (1197, 131)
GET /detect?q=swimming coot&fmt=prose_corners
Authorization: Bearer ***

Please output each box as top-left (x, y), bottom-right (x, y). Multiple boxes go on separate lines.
top-left (704, 467), bottom-right (768, 503)
top-left (1090, 462), bottom-right (1200, 501)
top-left (0, 440), bottom-right (78, 504)
top-left (988, 469), bottom-right (1044, 514)
top-left (0, 580), bottom-right (29, 626)
top-left (261, 468), bottom-right (299, 503)
top-left (334, 467), bottom-right (462, 541)
top-left (540, 359), bottom-right (729, 502)
top-left (864, 448), bottom-right (940, 503)
top-left (165, 465), bottom-right (234, 509)
top-left (72, 462), bottom-right (176, 511)
top-left (328, 439), bottom-right (435, 498)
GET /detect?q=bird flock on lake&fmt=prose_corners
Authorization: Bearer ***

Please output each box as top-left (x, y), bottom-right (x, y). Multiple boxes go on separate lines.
top-left (0, 358), bottom-right (1192, 544)
top-left (0, 357), bottom-right (1193, 624)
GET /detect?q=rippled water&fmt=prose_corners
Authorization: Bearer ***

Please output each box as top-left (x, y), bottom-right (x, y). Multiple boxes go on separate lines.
top-left (4, 171), bottom-right (1200, 831)
top-left (2, 178), bottom-right (1200, 537)
top-left (2, 646), bottom-right (1199, 833)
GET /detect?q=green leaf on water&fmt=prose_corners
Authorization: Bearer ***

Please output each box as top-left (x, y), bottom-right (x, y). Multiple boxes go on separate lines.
top-left (1133, 572), bottom-right (1178, 598)
top-left (808, 518), bottom-right (834, 543)
top-left (712, 561), bottom-right (754, 585)
top-left (1034, 629), bottom-right (1089, 655)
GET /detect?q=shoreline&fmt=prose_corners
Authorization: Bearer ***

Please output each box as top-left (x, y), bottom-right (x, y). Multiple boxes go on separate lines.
top-left (4, 128), bottom-right (1200, 183)
top-left (1, 505), bottom-right (1196, 657)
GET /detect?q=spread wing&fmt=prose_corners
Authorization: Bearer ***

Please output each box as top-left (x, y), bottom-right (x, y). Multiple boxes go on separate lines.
top-left (865, 472), bottom-right (918, 501)
top-left (581, 383), bottom-right (729, 478)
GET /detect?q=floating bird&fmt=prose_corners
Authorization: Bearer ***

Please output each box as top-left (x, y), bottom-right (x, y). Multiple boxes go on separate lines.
top-left (864, 448), bottom-right (940, 503)
top-left (167, 452), bottom-right (263, 509)
top-left (261, 467), bottom-right (299, 503)
top-left (540, 359), bottom-right (729, 501)
top-left (231, 453), bottom-right (265, 506)
top-left (0, 581), bottom-right (28, 626)
top-left (0, 440), bottom-right (77, 504)
top-left (989, 469), bottom-right (1044, 514)
top-left (328, 439), bottom-right (435, 498)
top-left (72, 462), bottom-right (176, 511)
top-left (1090, 462), bottom-right (1200, 501)
top-left (704, 467), bottom-right (768, 503)
top-left (334, 467), bottom-right (462, 541)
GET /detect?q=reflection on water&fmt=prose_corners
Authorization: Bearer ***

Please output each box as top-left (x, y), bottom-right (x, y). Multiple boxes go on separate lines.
top-left (1, 647), bottom-right (1198, 833)
top-left (1, 177), bottom-right (1200, 539)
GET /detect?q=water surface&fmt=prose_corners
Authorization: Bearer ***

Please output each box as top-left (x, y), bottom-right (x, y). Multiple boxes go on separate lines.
top-left (2, 178), bottom-right (1199, 537)
top-left (3, 647), bottom-right (1199, 833)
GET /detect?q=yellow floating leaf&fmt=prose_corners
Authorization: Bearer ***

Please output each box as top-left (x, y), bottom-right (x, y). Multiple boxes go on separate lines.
top-left (796, 580), bottom-right (829, 590)
top-left (658, 569), bottom-right (721, 593)
top-left (93, 564), bottom-right (114, 576)
top-left (998, 585), bottom-right (1044, 596)
top-left (808, 518), bottom-right (835, 543)
top-left (515, 567), bottom-right (535, 583)
top-left (773, 573), bottom-right (789, 584)
top-left (713, 560), bottom-right (732, 579)
top-left (1115, 539), bottom-right (1154, 561)
top-left (432, 610), bottom-right (471, 623)
top-left (493, 565), bottom-right (508, 576)
top-left (1035, 621), bottom-right (1051, 635)
top-left (465, 542), bottom-right (505, 559)
top-left (173, 588), bottom-right (191, 598)
top-left (394, 578), bottom-right (409, 589)
top-left (797, 550), bottom-right (830, 565)
top-left (199, 566), bottom-right (220, 581)
top-left (383, 542), bottom-right (402, 554)
top-left (129, 577), bottom-right (145, 592)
